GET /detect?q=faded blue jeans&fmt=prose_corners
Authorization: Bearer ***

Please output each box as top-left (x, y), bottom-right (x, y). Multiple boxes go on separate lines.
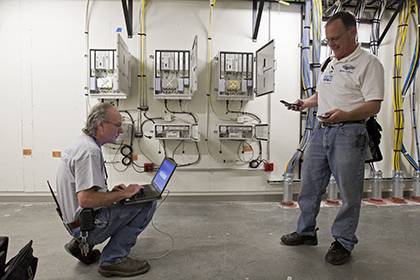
top-left (72, 201), bottom-right (157, 266)
top-left (297, 122), bottom-right (367, 251)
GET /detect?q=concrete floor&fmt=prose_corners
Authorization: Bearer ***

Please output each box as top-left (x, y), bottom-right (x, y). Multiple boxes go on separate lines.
top-left (1, 201), bottom-right (419, 280)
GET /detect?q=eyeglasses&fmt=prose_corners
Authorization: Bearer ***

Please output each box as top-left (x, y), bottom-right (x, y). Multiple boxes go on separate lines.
top-left (104, 121), bottom-right (122, 128)
top-left (321, 29), bottom-right (350, 45)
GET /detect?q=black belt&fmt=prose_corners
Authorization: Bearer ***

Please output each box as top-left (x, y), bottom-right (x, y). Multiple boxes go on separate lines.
top-left (66, 209), bottom-right (100, 230)
top-left (319, 120), bottom-right (365, 128)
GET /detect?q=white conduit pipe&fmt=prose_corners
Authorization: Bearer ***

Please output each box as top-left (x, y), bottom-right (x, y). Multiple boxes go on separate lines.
top-left (84, 0), bottom-right (91, 116)
top-left (205, 0), bottom-right (216, 141)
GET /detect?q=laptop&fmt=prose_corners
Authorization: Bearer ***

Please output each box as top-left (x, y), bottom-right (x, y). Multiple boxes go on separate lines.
top-left (123, 158), bottom-right (177, 205)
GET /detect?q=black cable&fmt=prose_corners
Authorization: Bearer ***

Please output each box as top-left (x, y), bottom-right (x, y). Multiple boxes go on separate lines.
top-left (175, 142), bottom-right (201, 167)
top-left (164, 99), bottom-right (198, 124)
top-left (225, 100), bottom-right (261, 124)
top-left (141, 112), bottom-right (162, 139)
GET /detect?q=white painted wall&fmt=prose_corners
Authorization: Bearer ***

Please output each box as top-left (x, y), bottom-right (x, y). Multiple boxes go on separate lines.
top-left (0, 0), bottom-right (417, 193)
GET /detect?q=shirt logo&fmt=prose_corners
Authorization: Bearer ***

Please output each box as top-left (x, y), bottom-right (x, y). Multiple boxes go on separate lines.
top-left (340, 64), bottom-right (355, 73)
top-left (323, 74), bottom-right (333, 82)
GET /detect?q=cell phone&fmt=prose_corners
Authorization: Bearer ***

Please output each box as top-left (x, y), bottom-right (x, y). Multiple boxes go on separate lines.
top-left (280, 100), bottom-right (294, 107)
top-left (317, 114), bottom-right (330, 121)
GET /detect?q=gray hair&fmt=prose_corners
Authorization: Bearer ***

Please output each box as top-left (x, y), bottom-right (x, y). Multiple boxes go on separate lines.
top-left (326, 11), bottom-right (356, 29)
top-left (82, 103), bottom-right (113, 137)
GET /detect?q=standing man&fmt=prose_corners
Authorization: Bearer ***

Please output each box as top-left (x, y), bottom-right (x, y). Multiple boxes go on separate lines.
top-left (281, 11), bottom-right (384, 265)
top-left (56, 102), bottom-right (156, 277)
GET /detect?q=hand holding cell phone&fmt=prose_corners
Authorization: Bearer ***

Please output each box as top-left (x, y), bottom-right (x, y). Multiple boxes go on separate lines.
top-left (317, 113), bottom-right (331, 121)
top-left (280, 100), bottom-right (301, 111)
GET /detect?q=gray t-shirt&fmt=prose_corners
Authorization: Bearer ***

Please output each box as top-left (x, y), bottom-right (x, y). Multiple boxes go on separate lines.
top-left (56, 134), bottom-right (107, 224)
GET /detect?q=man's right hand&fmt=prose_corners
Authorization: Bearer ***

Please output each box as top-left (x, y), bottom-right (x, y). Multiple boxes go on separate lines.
top-left (124, 184), bottom-right (143, 198)
top-left (288, 99), bottom-right (305, 111)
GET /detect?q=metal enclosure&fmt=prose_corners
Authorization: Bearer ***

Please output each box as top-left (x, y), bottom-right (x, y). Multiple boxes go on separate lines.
top-left (255, 40), bottom-right (275, 97)
top-left (89, 34), bottom-right (131, 99)
top-left (154, 36), bottom-right (198, 100)
top-left (217, 52), bottom-right (254, 100)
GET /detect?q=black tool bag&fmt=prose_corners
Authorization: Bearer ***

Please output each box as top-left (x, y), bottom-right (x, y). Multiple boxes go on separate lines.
top-left (365, 116), bottom-right (383, 163)
top-left (0, 238), bottom-right (38, 280)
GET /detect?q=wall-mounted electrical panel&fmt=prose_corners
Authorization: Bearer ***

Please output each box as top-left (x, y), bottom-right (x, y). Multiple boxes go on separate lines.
top-left (154, 37), bottom-right (198, 100)
top-left (217, 124), bottom-right (269, 141)
top-left (218, 124), bottom-right (254, 140)
top-left (216, 52), bottom-right (254, 100)
top-left (154, 124), bottom-right (200, 141)
top-left (215, 40), bottom-right (275, 100)
top-left (89, 34), bottom-right (131, 99)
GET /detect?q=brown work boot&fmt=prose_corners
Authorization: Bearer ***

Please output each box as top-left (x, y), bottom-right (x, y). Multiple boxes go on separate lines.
top-left (64, 238), bottom-right (101, 265)
top-left (98, 257), bottom-right (151, 277)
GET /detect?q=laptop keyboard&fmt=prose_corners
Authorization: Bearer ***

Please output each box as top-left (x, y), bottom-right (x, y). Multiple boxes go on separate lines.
top-left (131, 186), bottom-right (158, 200)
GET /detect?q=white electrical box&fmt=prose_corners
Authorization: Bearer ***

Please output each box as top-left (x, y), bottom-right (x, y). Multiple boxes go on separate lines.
top-left (218, 124), bottom-right (254, 140)
top-left (89, 34), bottom-right (131, 99)
top-left (154, 37), bottom-right (198, 100)
top-left (216, 52), bottom-right (254, 100)
top-left (215, 40), bottom-right (275, 100)
top-left (217, 124), bottom-right (269, 141)
top-left (154, 124), bottom-right (200, 141)
top-left (254, 124), bottom-right (269, 141)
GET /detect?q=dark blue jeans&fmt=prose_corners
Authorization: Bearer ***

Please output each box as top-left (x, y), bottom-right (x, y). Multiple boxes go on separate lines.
top-left (72, 201), bottom-right (156, 266)
top-left (297, 123), bottom-right (367, 251)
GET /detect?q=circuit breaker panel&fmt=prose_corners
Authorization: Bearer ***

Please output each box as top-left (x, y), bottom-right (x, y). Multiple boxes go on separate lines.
top-left (154, 37), bottom-right (198, 100)
top-left (154, 124), bottom-right (200, 141)
top-left (217, 52), bottom-right (254, 100)
top-left (89, 34), bottom-right (131, 99)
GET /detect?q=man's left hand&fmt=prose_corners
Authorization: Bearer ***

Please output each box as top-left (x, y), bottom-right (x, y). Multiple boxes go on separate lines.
top-left (323, 109), bottom-right (349, 123)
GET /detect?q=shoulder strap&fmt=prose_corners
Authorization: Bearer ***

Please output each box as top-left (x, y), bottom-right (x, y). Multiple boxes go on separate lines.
top-left (320, 56), bottom-right (333, 73)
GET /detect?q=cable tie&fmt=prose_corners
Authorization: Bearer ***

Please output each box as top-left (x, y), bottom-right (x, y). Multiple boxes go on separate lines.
top-left (394, 53), bottom-right (403, 57)
top-left (207, 37), bottom-right (212, 40)
top-left (393, 149), bottom-right (402, 152)
top-left (398, 24), bottom-right (408, 28)
top-left (297, 149), bottom-right (303, 152)
top-left (394, 109), bottom-right (404, 112)
top-left (138, 33), bottom-right (146, 36)
top-left (372, 19), bottom-right (380, 23)
top-left (301, 46), bottom-right (310, 50)
top-left (392, 76), bottom-right (402, 79)
top-left (303, 26), bottom-right (310, 29)
top-left (394, 127), bottom-right (404, 130)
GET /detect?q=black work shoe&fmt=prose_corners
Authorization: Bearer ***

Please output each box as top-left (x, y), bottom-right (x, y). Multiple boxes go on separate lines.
top-left (280, 228), bottom-right (318, 246)
top-left (325, 240), bottom-right (351, 265)
top-left (64, 238), bottom-right (101, 265)
top-left (98, 257), bottom-right (151, 277)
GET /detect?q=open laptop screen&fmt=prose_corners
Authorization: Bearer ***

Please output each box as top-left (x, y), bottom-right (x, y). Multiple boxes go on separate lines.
top-left (152, 158), bottom-right (176, 192)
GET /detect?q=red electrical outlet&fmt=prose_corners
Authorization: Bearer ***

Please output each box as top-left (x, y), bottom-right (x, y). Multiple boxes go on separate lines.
top-left (264, 162), bottom-right (274, 172)
top-left (144, 163), bottom-right (154, 172)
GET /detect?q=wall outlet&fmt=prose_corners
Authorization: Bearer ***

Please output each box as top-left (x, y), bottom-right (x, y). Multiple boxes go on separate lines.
top-left (264, 162), bottom-right (274, 172)
top-left (144, 163), bottom-right (154, 172)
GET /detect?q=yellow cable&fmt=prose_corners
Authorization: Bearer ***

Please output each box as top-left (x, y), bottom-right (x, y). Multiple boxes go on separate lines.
top-left (393, 0), bottom-right (410, 171)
